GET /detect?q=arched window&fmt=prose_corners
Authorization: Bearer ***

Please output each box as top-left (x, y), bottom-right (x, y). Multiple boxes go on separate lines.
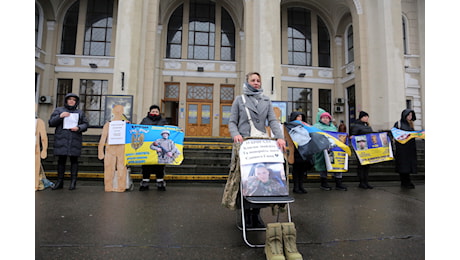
top-left (285, 7), bottom-right (331, 67)
top-left (221, 8), bottom-right (235, 61)
top-left (402, 15), bottom-right (409, 55)
top-left (61, 1), bottom-right (80, 54)
top-left (287, 7), bottom-right (312, 66)
top-left (187, 0), bottom-right (215, 60)
top-left (83, 0), bottom-right (114, 56)
top-left (317, 16), bottom-right (330, 67)
top-left (345, 24), bottom-right (354, 64)
top-left (35, 3), bottom-right (44, 49)
top-left (166, 0), bottom-right (236, 61)
top-left (166, 5), bottom-right (183, 59)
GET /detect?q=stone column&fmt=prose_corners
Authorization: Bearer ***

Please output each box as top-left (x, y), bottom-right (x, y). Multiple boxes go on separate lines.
top-left (358, 0), bottom-right (406, 130)
top-left (243, 0), bottom-right (282, 100)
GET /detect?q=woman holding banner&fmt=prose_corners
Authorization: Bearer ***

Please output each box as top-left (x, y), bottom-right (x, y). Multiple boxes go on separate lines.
top-left (350, 111), bottom-right (374, 189)
top-left (313, 109), bottom-right (347, 191)
top-left (139, 105), bottom-right (169, 191)
top-left (393, 109), bottom-right (417, 189)
top-left (285, 111), bottom-right (312, 194)
top-left (222, 72), bottom-right (286, 228)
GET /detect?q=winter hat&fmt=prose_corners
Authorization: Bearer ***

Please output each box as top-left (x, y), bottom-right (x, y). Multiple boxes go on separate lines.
top-left (320, 112), bottom-right (332, 120)
top-left (358, 111), bottom-right (369, 120)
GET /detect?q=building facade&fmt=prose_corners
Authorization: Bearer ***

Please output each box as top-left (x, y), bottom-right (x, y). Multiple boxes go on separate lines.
top-left (35, 0), bottom-right (425, 136)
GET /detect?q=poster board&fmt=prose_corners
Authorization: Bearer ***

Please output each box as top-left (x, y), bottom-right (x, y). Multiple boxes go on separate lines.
top-left (239, 139), bottom-right (288, 196)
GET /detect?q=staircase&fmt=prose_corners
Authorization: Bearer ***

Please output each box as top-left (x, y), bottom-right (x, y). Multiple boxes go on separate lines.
top-left (42, 135), bottom-right (424, 182)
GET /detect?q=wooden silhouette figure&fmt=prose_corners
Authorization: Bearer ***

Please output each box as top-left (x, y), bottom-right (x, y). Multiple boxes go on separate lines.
top-left (98, 105), bottom-right (127, 192)
top-left (35, 116), bottom-right (48, 191)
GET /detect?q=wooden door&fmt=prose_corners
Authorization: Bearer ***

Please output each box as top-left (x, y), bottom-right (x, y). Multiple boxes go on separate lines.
top-left (220, 104), bottom-right (231, 137)
top-left (186, 103), bottom-right (212, 136)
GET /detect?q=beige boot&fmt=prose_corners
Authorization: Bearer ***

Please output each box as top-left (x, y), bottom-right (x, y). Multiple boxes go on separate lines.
top-left (281, 222), bottom-right (303, 260)
top-left (264, 223), bottom-right (286, 260)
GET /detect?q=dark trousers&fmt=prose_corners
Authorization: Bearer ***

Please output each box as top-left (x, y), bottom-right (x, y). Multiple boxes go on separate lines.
top-left (141, 165), bottom-right (165, 180)
top-left (57, 155), bottom-right (79, 176)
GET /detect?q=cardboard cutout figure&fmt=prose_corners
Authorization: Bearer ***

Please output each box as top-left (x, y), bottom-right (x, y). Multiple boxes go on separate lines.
top-left (98, 105), bottom-right (127, 192)
top-left (35, 117), bottom-right (48, 191)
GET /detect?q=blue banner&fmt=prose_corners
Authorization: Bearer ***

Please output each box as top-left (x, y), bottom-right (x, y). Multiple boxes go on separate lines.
top-left (323, 131), bottom-right (349, 172)
top-left (124, 124), bottom-right (184, 165)
top-left (351, 132), bottom-right (393, 165)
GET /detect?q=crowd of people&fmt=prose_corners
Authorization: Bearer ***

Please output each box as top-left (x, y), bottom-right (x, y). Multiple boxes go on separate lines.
top-left (43, 72), bottom-right (421, 194)
top-left (40, 71), bottom-right (422, 260)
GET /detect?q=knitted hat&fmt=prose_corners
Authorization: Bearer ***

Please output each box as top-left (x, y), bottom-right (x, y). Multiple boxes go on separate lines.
top-left (320, 112), bottom-right (332, 120)
top-left (358, 111), bottom-right (369, 119)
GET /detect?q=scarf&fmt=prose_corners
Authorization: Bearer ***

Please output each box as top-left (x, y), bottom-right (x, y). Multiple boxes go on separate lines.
top-left (243, 82), bottom-right (263, 96)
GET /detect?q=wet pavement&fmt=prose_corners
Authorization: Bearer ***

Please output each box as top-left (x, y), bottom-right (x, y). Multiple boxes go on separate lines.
top-left (35, 180), bottom-right (425, 260)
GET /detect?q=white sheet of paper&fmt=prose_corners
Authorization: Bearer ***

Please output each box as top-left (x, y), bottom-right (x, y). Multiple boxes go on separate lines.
top-left (63, 113), bottom-right (79, 129)
top-left (108, 121), bottom-right (126, 145)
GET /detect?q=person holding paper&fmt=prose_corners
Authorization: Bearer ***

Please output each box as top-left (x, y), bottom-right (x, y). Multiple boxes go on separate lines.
top-left (48, 93), bottom-right (88, 190)
top-left (393, 109), bottom-right (418, 189)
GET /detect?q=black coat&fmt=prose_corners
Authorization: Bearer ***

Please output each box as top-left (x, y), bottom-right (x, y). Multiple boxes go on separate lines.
top-left (350, 120), bottom-right (373, 135)
top-left (139, 113), bottom-right (168, 126)
top-left (393, 109), bottom-right (418, 174)
top-left (49, 93), bottom-right (89, 156)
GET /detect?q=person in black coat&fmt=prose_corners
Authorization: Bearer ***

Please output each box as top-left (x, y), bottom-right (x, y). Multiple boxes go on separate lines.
top-left (285, 112), bottom-right (312, 194)
top-left (350, 111), bottom-right (374, 189)
top-left (393, 109), bottom-right (417, 189)
top-left (48, 93), bottom-right (89, 190)
top-left (139, 105), bottom-right (169, 191)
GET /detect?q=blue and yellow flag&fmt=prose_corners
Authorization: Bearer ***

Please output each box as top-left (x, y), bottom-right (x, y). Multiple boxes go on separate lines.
top-left (391, 127), bottom-right (425, 144)
top-left (292, 120), bottom-right (352, 156)
top-left (124, 124), bottom-right (184, 165)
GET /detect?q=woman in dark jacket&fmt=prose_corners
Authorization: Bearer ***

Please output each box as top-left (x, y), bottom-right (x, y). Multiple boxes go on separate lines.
top-left (49, 93), bottom-right (88, 190)
top-left (350, 111), bottom-right (374, 189)
top-left (285, 111), bottom-right (312, 194)
top-left (393, 109), bottom-right (417, 189)
top-left (139, 105), bottom-right (169, 191)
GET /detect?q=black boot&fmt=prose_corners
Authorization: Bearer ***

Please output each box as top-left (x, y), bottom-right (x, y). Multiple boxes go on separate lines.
top-left (400, 173), bottom-right (415, 189)
top-left (52, 177), bottom-right (64, 190)
top-left (292, 172), bottom-right (302, 193)
top-left (357, 167), bottom-right (368, 189)
top-left (363, 170), bottom-right (373, 189)
top-left (69, 162), bottom-right (78, 190)
top-left (52, 171), bottom-right (64, 190)
top-left (298, 174), bottom-right (307, 193)
top-left (320, 177), bottom-right (331, 191)
top-left (244, 210), bottom-right (254, 228)
top-left (335, 178), bottom-right (347, 191)
top-left (251, 208), bottom-right (265, 228)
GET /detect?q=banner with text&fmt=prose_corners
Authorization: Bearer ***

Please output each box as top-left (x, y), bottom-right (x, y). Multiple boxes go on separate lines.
top-left (351, 132), bottom-right (393, 165)
top-left (124, 124), bottom-right (184, 165)
top-left (324, 131), bottom-right (349, 172)
top-left (239, 139), bottom-right (288, 196)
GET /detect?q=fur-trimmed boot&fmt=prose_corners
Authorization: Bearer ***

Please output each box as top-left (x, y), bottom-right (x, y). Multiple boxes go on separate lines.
top-left (264, 223), bottom-right (285, 260)
top-left (281, 222), bottom-right (303, 260)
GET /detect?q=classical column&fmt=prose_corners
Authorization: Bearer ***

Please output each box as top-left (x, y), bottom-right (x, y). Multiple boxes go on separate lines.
top-left (243, 0), bottom-right (282, 100)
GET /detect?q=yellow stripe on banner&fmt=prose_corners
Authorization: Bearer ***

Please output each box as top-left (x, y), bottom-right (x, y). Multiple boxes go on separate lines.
top-left (318, 132), bottom-right (351, 155)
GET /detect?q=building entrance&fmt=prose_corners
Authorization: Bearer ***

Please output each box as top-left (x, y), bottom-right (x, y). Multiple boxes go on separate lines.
top-left (186, 102), bottom-right (212, 136)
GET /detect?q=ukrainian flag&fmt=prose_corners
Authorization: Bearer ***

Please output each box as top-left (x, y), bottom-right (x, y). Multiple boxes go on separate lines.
top-left (292, 120), bottom-right (351, 156)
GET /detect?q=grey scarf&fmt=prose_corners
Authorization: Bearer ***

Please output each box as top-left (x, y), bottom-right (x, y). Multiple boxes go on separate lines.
top-left (243, 82), bottom-right (263, 96)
